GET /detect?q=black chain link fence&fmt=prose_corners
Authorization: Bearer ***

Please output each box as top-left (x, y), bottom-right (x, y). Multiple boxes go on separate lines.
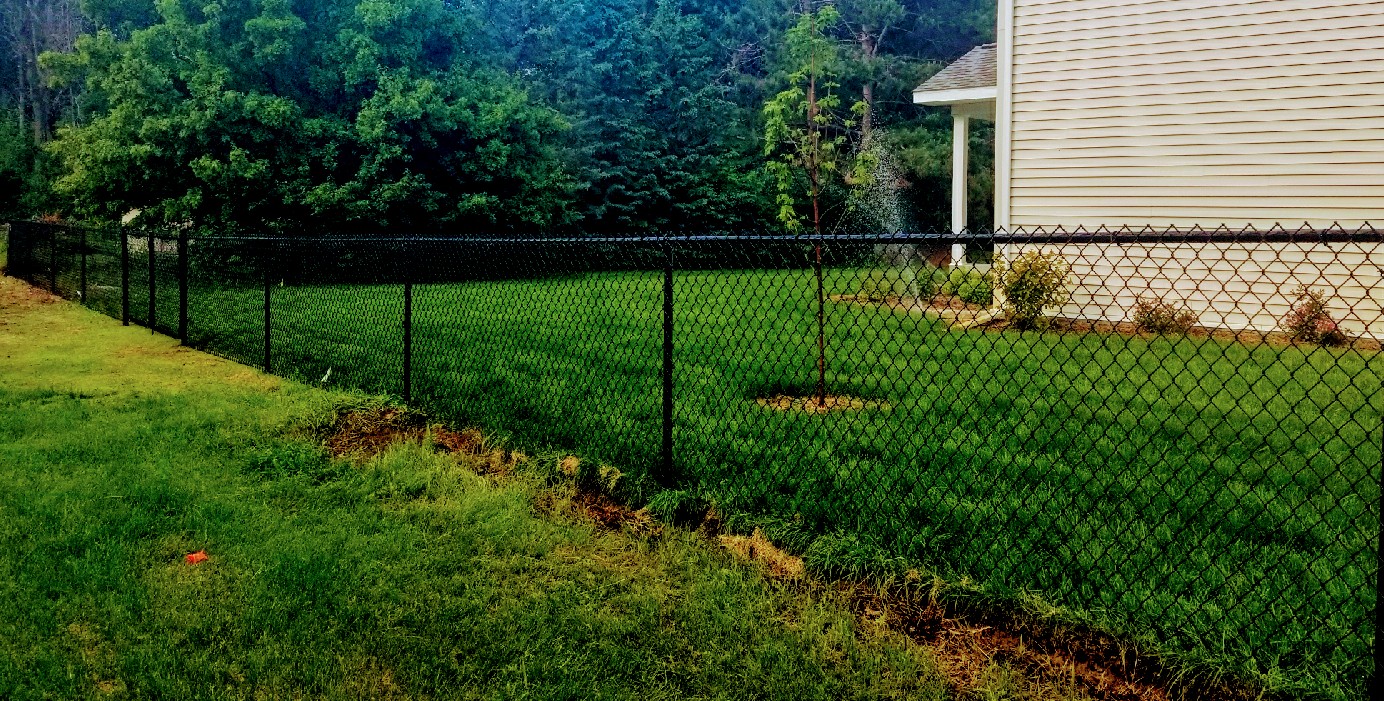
top-left (6, 220), bottom-right (1382, 700)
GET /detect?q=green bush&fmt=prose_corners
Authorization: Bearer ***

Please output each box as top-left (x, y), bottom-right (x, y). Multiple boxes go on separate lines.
top-left (941, 267), bottom-right (994, 306)
top-left (858, 264), bottom-right (941, 301)
top-left (993, 250), bottom-right (1072, 328)
top-left (1132, 297), bottom-right (1198, 334)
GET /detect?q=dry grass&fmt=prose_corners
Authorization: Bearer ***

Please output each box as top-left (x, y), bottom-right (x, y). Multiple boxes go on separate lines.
top-left (718, 528), bottom-right (806, 580)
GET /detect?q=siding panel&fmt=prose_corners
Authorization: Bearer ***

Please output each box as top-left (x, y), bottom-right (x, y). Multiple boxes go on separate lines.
top-left (1009, 0), bottom-right (1384, 230)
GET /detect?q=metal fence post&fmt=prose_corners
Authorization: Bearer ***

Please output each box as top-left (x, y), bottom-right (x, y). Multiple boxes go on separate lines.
top-left (147, 232), bottom-right (156, 333)
top-left (49, 225), bottom-right (58, 294)
top-left (660, 242), bottom-right (676, 488)
top-left (79, 227), bottom-right (88, 303)
top-left (263, 240), bottom-right (273, 374)
top-left (120, 226), bottom-right (130, 325)
top-left (177, 232), bottom-right (189, 344)
top-left (403, 278), bottom-right (413, 403)
top-left (1375, 430), bottom-right (1383, 698)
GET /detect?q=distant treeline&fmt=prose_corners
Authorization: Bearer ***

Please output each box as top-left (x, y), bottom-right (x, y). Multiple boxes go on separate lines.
top-left (0, 0), bottom-right (994, 235)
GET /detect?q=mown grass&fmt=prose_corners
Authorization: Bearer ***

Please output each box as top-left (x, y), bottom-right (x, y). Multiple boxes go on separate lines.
top-left (0, 276), bottom-right (976, 700)
top-left (179, 266), bottom-right (1382, 700)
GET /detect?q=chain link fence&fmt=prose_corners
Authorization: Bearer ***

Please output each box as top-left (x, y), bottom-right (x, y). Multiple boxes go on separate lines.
top-left (6, 220), bottom-right (1382, 699)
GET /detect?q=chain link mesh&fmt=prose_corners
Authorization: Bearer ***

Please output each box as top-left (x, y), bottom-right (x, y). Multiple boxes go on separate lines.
top-left (6, 222), bottom-right (1381, 698)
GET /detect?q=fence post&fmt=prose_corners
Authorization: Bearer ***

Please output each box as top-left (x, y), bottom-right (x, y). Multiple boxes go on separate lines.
top-left (660, 242), bottom-right (676, 488)
top-left (147, 232), bottom-right (156, 333)
top-left (49, 225), bottom-right (58, 294)
top-left (79, 227), bottom-right (88, 303)
top-left (120, 226), bottom-right (130, 325)
top-left (403, 278), bottom-right (413, 403)
top-left (177, 232), bottom-right (189, 344)
top-left (263, 240), bottom-right (273, 374)
top-left (1375, 431), bottom-right (1383, 698)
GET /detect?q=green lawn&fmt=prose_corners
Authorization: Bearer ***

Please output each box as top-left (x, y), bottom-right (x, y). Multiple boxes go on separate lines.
top-left (0, 275), bottom-right (977, 700)
top-left (182, 265), bottom-right (1381, 700)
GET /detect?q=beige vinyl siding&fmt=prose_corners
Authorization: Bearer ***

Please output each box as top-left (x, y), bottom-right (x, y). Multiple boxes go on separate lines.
top-left (1008, 0), bottom-right (1384, 229)
top-left (996, 242), bottom-right (1384, 339)
top-left (997, 0), bottom-right (1383, 337)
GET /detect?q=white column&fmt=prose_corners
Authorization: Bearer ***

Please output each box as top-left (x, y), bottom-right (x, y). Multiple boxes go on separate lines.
top-left (951, 112), bottom-right (970, 267)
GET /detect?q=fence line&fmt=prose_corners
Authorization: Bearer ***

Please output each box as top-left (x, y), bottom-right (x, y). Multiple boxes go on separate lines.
top-left (5, 220), bottom-right (1383, 700)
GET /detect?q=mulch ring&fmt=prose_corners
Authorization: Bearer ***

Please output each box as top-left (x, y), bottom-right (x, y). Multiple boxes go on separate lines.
top-left (833, 292), bottom-right (984, 315)
top-left (756, 394), bottom-right (890, 413)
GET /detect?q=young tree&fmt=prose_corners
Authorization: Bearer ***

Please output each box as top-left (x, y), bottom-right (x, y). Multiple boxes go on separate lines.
top-left (763, 3), bottom-right (863, 405)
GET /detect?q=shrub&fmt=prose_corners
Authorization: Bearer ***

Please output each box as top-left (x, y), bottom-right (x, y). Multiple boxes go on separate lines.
top-left (993, 249), bottom-right (1071, 328)
top-left (1282, 286), bottom-right (1348, 346)
top-left (858, 264), bottom-right (939, 301)
top-left (1132, 297), bottom-right (1198, 334)
top-left (939, 267), bottom-right (994, 306)
top-left (956, 273), bottom-right (994, 306)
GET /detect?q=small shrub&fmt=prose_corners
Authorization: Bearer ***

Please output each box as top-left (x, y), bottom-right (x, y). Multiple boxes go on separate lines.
top-left (993, 249), bottom-right (1072, 328)
top-left (1132, 297), bottom-right (1198, 334)
top-left (940, 267), bottom-right (994, 306)
top-left (1282, 286), bottom-right (1348, 346)
top-left (858, 264), bottom-right (939, 301)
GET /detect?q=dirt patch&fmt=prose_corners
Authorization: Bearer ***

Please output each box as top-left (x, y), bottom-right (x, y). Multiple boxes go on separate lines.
top-left (324, 407), bottom-right (491, 465)
top-left (719, 529), bottom-right (805, 580)
top-left (756, 394), bottom-right (890, 414)
top-left (842, 584), bottom-right (1262, 701)
top-left (570, 489), bottom-right (661, 536)
top-left (0, 277), bottom-right (62, 310)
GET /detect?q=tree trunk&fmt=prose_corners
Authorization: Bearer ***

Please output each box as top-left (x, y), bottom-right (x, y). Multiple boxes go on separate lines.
top-left (861, 82), bottom-right (873, 143)
top-left (860, 31), bottom-right (876, 144)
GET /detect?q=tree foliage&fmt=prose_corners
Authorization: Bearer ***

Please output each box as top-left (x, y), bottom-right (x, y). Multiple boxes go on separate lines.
top-left (0, 0), bottom-right (997, 234)
top-left (763, 5), bottom-right (863, 234)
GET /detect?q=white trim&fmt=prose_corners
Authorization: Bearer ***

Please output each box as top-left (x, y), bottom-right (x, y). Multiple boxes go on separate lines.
top-left (912, 86), bottom-right (998, 106)
top-left (952, 101), bottom-right (997, 120)
top-left (996, 0), bottom-right (1015, 230)
top-left (952, 113), bottom-right (971, 251)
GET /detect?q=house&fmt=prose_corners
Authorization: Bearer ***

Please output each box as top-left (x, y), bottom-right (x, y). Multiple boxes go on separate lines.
top-left (914, 0), bottom-right (1383, 339)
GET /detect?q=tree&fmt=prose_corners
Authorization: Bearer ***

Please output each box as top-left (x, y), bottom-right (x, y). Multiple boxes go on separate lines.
top-left (44, 0), bottom-right (575, 234)
top-left (837, 0), bottom-right (904, 143)
top-left (763, 3), bottom-right (863, 405)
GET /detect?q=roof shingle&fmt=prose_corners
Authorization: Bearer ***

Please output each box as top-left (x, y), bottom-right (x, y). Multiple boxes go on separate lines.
top-left (914, 43), bottom-right (998, 94)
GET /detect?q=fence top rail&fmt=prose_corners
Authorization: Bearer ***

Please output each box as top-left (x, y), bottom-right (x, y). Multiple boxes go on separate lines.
top-left (11, 221), bottom-right (1384, 245)
top-left (189, 227), bottom-right (1384, 245)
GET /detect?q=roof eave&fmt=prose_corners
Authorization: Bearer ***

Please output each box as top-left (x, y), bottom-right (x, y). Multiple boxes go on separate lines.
top-left (912, 86), bottom-right (997, 107)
